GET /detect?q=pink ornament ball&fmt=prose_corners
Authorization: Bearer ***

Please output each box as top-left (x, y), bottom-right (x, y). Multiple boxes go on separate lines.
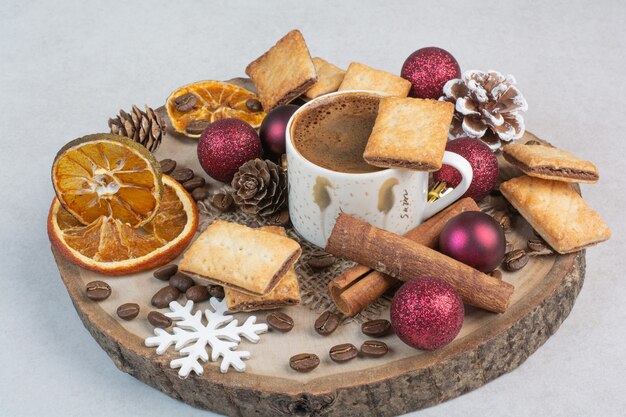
top-left (197, 118), bottom-right (262, 183)
top-left (439, 211), bottom-right (506, 273)
top-left (259, 104), bottom-right (299, 157)
top-left (401, 47), bottom-right (461, 99)
top-left (391, 277), bottom-right (464, 351)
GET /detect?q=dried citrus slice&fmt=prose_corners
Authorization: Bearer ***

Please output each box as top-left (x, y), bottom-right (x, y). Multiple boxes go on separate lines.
top-left (48, 175), bottom-right (198, 275)
top-left (166, 80), bottom-right (266, 137)
top-left (52, 134), bottom-right (163, 228)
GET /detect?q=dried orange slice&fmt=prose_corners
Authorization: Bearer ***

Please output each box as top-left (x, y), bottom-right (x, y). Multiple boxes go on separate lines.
top-left (52, 134), bottom-right (163, 228)
top-left (48, 175), bottom-right (198, 275)
top-left (166, 80), bottom-right (266, 137)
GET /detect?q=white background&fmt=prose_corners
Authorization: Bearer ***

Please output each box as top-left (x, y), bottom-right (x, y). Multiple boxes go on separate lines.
top-left (1, 1), bottom-right (625, 416)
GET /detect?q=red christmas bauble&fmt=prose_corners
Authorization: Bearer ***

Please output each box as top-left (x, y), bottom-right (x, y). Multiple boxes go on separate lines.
top-left (197, 118), bottom-right (262, 183)
top-left (259, 104), bottom-right (299, 158)
top-left (401, 47), bottom-right (461, 99)
top-left (434, 137), bottom-right (499, 202)
top-left (439, 211), bottom-right (506, 272)
top-left (391, 277), bottom-right (464, 351)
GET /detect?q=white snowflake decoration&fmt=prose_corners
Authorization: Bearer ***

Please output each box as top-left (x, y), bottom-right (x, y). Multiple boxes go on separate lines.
top-left (145, 298), bottom-right (268, 377)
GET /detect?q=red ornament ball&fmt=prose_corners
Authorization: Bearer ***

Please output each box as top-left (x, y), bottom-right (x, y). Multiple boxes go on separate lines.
top-left (197, 118), bottom-right (262, 183)
top-left (259, 104), bottom-right (299, 157)
top-left (401, 47), bottom-right (461, 99)
top-left (391, 277), bottom-right (464, 351)
top-left (434, 137), bottom-right (499, 202)
top-left (439, 211), bottom-right (506, 272)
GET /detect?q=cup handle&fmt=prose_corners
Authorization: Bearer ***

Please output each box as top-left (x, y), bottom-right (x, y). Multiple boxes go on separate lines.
top-left (421, 151), bottom-right (474, 221)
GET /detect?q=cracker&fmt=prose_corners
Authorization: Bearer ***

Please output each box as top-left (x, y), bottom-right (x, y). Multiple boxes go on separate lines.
top-left (245, 29), bottom-right (318, 111)
top-left (363, 97), bottom-right (454, 171)
top-left (179, 220), bottom-right (301, 296)
top-left (338, 62), bottom-right (411, 97)
top-left (225, 226), bottom-right (301, 312)
top-left (500, 175), bottom-right (610, 254)
top-left (304, 57), bottom-right (346, 99)
top-left (503, 142), bottom-right (599, 183)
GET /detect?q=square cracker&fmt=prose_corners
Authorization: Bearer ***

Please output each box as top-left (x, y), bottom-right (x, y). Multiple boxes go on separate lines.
top-left (363, 97), bottom-right (454, 171)
top-left (338, 62), bottom-right (411, 97)
top-left (304, 57), bottom-right (346, 99)
top-left (225, 226), bottom-right (301, 312)
top-left (245, 30), bottom-right (318, 111)
top-left (179, 220), bottom-right (301, 296)
top-left (500, 175), bottom-right (610, 254)
top-left (503, 142), bottom-right (599, 183)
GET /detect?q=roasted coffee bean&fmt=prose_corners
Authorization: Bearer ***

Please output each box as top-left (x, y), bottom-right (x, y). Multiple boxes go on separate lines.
top-left (360, 340), bottom-right (389, 357)
top-left (159, 159), bottom-right (177, 175)
top-left (185, 285), bottom-right (210, 302)
top-left (208, 285), bottom-right (225, 299)
top-left (266, 311), bottom-right (294, 332)
top-left (492, 210), bottom-right (511, 231)
top-left (191, 187), bottom-right (210, 201)
top-left (153, 264), bottom-right (178, 281)
top-left (314, 311), bottom-right (340, 336)
top-left (170, 274), bottom-right (194, 292)
top-left (173, 93), bottom-right (197, 112)
top-left (148, 311), bottom-right (172, 328)
top-left (170, 168), bottom-right (194, 183)
top-left (329, 343), bottom-right (358, 362)
top-left (527, 238), bottom-right (555, 256)
top-left (307, 252), bottom-right (336, 270)
top-left (361, 319), bottom-right (392, 337)
top-left (490, 269), bottom-right (503, 280)
top-left (85, 281), bottom-right (111, 301)
top-left (116, 303), bottom-right (140, 320)
top-left (183, 176), bottom-right (205, 192)
top-left (503, 249), bottom-right (529, 271)
top-left (289, 353), bottom-right (320, 372)
top-left (245, 98), bottom-right (263, 112)
top-left (185, 120), bottom-right (210, 135)
top-left (151, 285), bottom-right (180, 308)
top-left (212, 192), bottom-right (234, 212)
top-left (266, 208), bottom-right (290, 227)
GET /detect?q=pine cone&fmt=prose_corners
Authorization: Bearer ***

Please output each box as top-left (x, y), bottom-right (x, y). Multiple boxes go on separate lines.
top-left (442, 70), bottom-right (528, 150)
top-left (231, 159), bottom-right (287, 217)
top-left (108, 105), bottom-right (166, 153)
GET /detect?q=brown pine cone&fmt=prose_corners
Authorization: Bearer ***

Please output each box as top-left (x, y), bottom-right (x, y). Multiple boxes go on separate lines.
top-left (441, 70), bottom-right (527, 150)
top-left (231, 159), bottom-right (287, 217)
top-left (108, 105), bottom-right (166, 153)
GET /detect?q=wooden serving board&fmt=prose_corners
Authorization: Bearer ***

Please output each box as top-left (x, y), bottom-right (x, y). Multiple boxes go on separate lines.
top-left (51, 125), bottom-right (585, 417)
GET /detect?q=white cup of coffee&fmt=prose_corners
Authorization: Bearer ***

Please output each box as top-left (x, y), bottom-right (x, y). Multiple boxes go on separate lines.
top-left (285, 90), bottom-right (473, 248)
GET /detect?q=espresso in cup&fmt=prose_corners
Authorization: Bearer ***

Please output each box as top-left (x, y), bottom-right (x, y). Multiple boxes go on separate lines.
top-left (290, 92), bottom-right (383, 174)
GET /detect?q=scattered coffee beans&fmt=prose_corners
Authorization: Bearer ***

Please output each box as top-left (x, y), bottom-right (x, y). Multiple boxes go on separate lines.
top-left (116, 303), bottom-right (140, 321)
top-left (186, 285), bottom-right (210, 302)
top-left (191, 187), bottom-right (210, 201)
top-left (151, 285), bottom-right (180, 308)
top-left (307, 252), bottom-right (336, 270)
top-left (185, 120), bottom-right (210, 135)
top-left (361, 319), bottom-right (391, 337)
top-left (266, 312), bottom-right (294, 332)
top-left (173, 93), bottom-right (197, 112)
top-left (182, 176), bottom-right (205, 192)
top-left (503, 249), bottom-right (529, 271)
top-left (289, 353), bottom-right (320, 372)
top-left (314, 311), bottom-right (340, 336)
top-left (527, 238), bottom-right (554, 256)
top-left (148, 311), bottom-right (172, 328)
top-left (245, 98), bottom-right (263, 112)
top-left (153, 264), bottom-right (178, 281)
top-left (170, 168), bottom-right (194, 183)
top-left (208, 285), bottom-right (225, 299)
top-left (267, 209), bottom-right (290, 227)
top-left (159, 159), bottom-right (177, 175)
top-left (492, 210), bottom-right (511, 231)
top-left (170, 274), bottom-right (194, 292)
top-left (360, 340), bottom-right (389, 358)
top-left (85, 281), bottom-right (111, 301)
top-left (212, 192), bottom-right (234, 212)
top-left (329, 343), bottom-right (358, 363)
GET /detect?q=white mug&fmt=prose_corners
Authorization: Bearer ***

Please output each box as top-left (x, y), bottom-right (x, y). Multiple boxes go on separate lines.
top-left (285, 90), bottom-right (473, 248)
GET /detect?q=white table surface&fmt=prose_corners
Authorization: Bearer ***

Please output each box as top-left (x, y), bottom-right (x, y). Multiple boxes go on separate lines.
top-left (1, 0), bottom-right (625, 416)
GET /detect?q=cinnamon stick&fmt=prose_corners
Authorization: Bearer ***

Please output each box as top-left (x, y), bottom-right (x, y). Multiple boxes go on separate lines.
top-left (328, 198), bottom-right (480, 316)
top-left (325, 213), bottom-right (514, 313)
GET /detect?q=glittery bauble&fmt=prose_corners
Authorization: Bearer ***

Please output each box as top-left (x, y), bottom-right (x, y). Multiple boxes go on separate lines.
top-left (439, 211), bottom-right (506, 272)
top-left (390, 277), bottom-right (464, 351)
top-left (433, 137), bottom-right (499, 202)
top-left (401, 47), bottom-right (461, 99)
top-left (197, 119), bottom-right (262, 183)
top-left (259, 104), bottom-right (299, 157)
